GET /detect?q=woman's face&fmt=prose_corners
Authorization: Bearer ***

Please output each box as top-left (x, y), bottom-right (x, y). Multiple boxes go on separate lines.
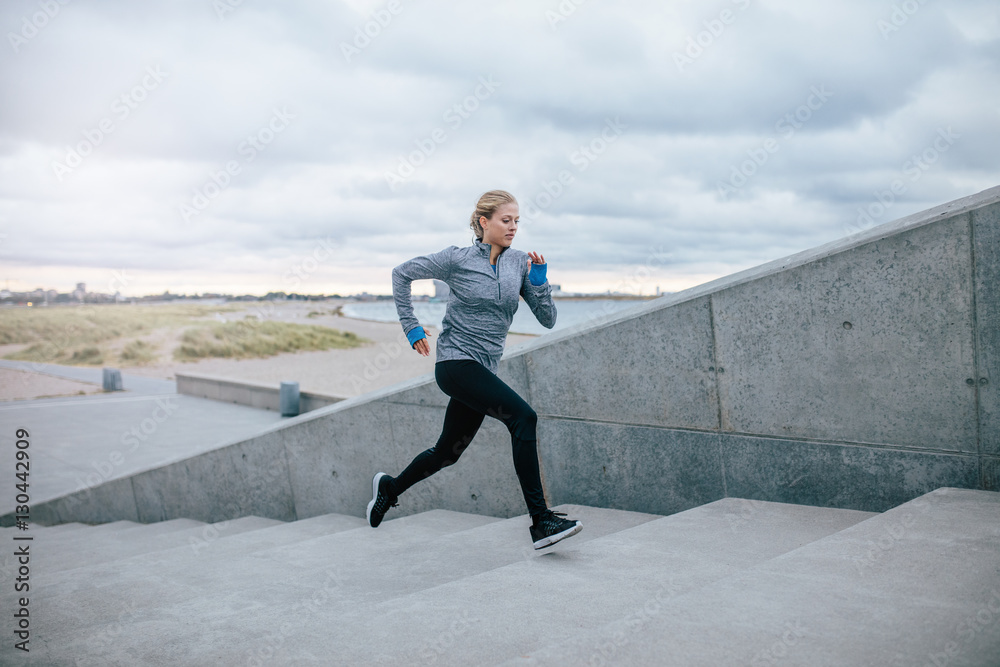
top-left (480, 202), bottom-right (519, 247)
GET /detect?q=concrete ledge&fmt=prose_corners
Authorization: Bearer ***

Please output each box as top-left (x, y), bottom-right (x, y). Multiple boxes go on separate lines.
top-left (175, 372), bottom-right (345, 414)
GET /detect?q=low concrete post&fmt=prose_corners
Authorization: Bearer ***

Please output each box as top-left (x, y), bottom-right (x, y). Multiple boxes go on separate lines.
top-left (280, 381), bottom-right (300, 417)
top-left (102, 367), bottom-right (123, 391)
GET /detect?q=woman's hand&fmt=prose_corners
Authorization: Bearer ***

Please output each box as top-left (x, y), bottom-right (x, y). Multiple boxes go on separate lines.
top-left (413, 326), bottom-right (432, 356)
top-left (527, 251), bottom-right (545, 266)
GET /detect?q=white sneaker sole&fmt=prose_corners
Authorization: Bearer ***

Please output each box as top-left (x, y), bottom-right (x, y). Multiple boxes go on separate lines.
top-left (533, 521), bottom-right (582, 550)
top-left (366, 472), bottom-right (387, 527)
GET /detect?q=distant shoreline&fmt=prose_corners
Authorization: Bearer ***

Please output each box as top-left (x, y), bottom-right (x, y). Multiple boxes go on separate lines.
top-left (0, 294), bottom-right (663, 309)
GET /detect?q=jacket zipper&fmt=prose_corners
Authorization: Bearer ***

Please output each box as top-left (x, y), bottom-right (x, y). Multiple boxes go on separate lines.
top-left (483, 241), bottom-right (501, 302)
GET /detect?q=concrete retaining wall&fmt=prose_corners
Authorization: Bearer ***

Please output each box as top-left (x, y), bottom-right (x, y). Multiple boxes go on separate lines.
top-left (10, 185), bottom-right (999, 526)
top-left (175, 372), bottom-right (344, 413)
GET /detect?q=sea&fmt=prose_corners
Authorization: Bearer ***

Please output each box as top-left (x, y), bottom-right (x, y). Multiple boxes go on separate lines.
top-left (341, 298), bottom-right (661, 336)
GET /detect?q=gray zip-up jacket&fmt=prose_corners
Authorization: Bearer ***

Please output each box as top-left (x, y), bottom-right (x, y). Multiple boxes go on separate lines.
top-left (391, 238), bottom-right (557, 375)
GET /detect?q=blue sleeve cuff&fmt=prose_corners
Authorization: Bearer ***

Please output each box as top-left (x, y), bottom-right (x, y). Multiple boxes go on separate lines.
top-left (406, 327), bottom-right (426, 346)
top-left (528, 263), bottom-right (547, 286)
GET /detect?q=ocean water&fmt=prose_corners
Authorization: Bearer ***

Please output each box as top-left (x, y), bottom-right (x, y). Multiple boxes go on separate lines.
top-left (341, 298), bottom-right (660, 336)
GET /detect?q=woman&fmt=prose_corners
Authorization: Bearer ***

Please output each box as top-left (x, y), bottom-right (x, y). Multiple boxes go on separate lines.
top-left (367, 189), bottom-right (583, 550)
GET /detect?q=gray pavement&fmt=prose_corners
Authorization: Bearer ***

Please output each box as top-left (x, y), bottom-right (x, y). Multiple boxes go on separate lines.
top-left (0, 361), bottom-right (284, 514)
top-left (0, 359), bottom-right (176, 395)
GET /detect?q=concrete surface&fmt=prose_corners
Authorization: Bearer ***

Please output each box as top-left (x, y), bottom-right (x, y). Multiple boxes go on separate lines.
top-left (973, 203), bottom-right (1000, 458)
top-left (508, 487), bottom-right (1000, 667)
top-left (0, 363), bottom-right (284, 519)
top-left (718, 432), bottom-right (981, 510)
top-left (31, 517), bottom-right (283, 573)
top-left (175, 371), bottom-right (345, 413)
top-left (0, 366), bottom-right (104, 401)
top-left (278, 500), bottom-right (875, 665)
top-left (524, 295), bottom-right (721, 431)
top-left (12, 490), bottom-right (996, 665)
top-left (17, 505), bottom-right (658, 664)
top-left (712, 214), bottom-right (977, 451)
top-left (0, 359), bottom-right (176, 396)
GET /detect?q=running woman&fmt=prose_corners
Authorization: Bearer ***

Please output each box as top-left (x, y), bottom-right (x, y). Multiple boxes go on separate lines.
top-left (367, 189), bottom-right (583, 550)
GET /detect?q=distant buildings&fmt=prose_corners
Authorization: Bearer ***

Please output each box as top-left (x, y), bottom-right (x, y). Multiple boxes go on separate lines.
top-left (0, 278), bottom-right (664, 307)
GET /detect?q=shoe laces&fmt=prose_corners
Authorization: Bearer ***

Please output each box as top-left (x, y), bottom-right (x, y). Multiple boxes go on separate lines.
top-left (535, 509), bottom-right (569, 526)
top-left (373, 490), bottom-right (398, 513)
top-left (373, 499), bottom-right (397, 515)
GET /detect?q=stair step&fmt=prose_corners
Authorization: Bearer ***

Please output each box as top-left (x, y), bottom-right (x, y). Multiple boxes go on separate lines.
top-left (30, 509), bottom-right (504, 648)
top-left (32, 517), bottom-right (202, 548)
top-left (40, 513), bottom-right (367, 595)
top-left (509, 488), bottom-right (1000, 666)
top-left (4, 519), bottom-right (143, 557)
top-left (0, 519), bottom-right (140, 592)
top-left (32, 506), bottom-right (656, 663)
top-left (106, 517), bottom-right (208, 539)
top-left (65, 519), bottom-right (142, 537)
top-left (271, 499), bottom-right (874, 665)
top-left (21, 521), bottom-right (91, 535)
top-left (32, 518), bottom-right (279, 573)
top-left (26, 519), bottom-right (166, 551)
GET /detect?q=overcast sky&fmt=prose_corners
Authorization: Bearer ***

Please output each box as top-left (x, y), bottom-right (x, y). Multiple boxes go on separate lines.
top-left (1, 0), bottom-right (997, 298)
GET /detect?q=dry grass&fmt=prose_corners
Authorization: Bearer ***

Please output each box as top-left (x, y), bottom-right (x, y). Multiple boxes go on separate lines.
top-left (0, 303), bottom-right (370, 366)
top-left (118, 339), bottom-right (158, 365)
top-left (173, 318), bottom-right (368, 362)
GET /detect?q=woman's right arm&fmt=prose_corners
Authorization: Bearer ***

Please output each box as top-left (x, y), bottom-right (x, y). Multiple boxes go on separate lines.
top-left (391, 246), bottom-right (454, 350)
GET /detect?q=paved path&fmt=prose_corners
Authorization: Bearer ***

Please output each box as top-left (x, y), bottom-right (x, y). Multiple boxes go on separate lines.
top-left (0, 361), bottom-right (284, 514)
top-left (0, 359), bottom-right (175, 396)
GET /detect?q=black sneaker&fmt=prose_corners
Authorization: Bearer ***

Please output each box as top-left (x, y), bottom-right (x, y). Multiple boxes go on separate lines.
top-left (529, 510), bottom-right (582, 550)
top-left (366, 472), bottom-right (398, 528)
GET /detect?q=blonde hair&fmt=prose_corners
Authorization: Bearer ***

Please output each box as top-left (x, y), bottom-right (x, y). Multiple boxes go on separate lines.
top-left (469, 190), bottom-right (517, 241)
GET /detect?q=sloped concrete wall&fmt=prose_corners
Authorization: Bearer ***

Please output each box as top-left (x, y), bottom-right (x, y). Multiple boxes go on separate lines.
top-left (10, 185), bottom-right (998, 526)
top-left (533, 186), bottom-right (997, 514)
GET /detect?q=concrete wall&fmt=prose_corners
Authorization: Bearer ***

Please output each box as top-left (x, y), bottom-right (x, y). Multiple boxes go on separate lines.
top-left (10, 185), bottom-right (998, 526)
top-left (176, 372), bottom-right (345, 413)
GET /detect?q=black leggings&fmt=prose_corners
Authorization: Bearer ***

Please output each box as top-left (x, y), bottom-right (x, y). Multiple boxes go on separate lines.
top-left (391, 358), bottom-right (548, 517)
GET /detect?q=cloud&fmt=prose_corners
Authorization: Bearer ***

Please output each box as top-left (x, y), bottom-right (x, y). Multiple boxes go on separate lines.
top-left (0, 0), bottom-right (997, 295)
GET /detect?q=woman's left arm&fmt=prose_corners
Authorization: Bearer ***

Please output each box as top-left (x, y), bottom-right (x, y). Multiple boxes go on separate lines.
top-left (520, 251), bottom-right (557, 329)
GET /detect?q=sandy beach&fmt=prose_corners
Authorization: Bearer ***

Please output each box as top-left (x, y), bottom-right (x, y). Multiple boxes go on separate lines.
top-left (1, 300), bottom-right (540, 401)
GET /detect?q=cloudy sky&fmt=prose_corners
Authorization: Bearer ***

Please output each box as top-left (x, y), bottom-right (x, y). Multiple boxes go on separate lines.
top-left (1, 0), bottom-right (998, 298)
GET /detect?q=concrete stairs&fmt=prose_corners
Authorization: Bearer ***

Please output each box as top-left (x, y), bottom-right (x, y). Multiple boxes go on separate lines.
top-left (3, 487), bottom-right (998, 666)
